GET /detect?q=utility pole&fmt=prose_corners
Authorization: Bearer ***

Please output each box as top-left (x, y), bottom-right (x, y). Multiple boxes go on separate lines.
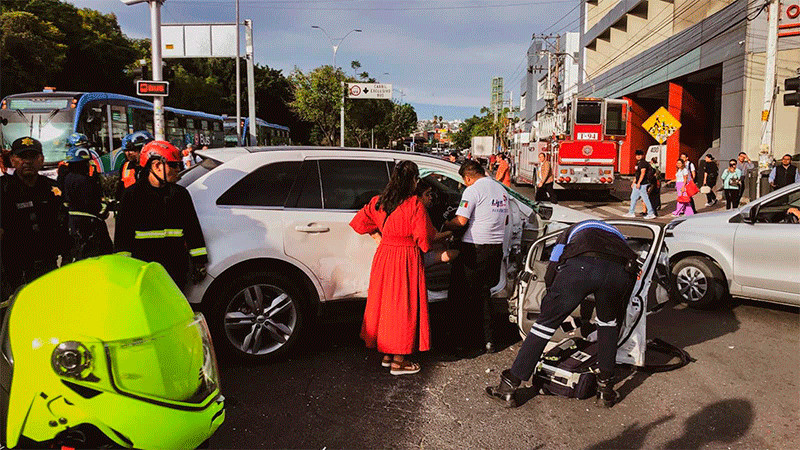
top-left (149, 0), bottom-right (165, 140)
top-left (235, 0), bottom-right (241, 145)
top-left (759, 0), bottom-right (780, 198)
top-left (245, 20), bottom-right (256, 146)
top-left (340, 81), bottom-right (345, 147)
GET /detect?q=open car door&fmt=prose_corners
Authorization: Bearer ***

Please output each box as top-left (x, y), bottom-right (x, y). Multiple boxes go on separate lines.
top-left (512, 221), bottom-right (668, 367)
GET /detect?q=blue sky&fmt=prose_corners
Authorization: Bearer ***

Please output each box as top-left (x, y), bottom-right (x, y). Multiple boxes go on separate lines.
top-left (69, 0), bottom-right (580, 120)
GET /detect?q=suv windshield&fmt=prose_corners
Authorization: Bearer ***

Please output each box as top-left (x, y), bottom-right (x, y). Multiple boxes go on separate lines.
top-left (1, 108), bottom-right (75, 164)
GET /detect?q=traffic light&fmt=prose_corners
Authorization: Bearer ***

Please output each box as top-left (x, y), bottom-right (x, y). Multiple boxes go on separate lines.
top-left (784, 76), bottom-right (800, 107)
top-left (132, 60), bottom-right (147, 81)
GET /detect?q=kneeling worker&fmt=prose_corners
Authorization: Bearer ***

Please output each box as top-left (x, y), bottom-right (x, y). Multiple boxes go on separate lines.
top-left (485, 220), bottom-right (638, 408)
top-left (114, 141), bottom-right (207, 291)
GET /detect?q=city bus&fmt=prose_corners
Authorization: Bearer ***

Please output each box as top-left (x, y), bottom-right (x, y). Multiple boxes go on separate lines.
top-left (224, 116), bottom-right (291, 147)
top-left (0, 90), bottom-right (225, 172)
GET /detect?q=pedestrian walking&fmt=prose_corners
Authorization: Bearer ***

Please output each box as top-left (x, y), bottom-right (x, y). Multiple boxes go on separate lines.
top-left (699, 154), bottom-right (718, 207)
top-left (535, 152), bottom-right (557, 203)
top-left (673, 159), bottom-right (695, 216)
top-left (735, 152), bottom-right (754, 203)
top-left (485, 220), bottom-right (638, 408)
top-left (349, 161), bottom-right (436, 375)
top-left (0, 137), bottom-right (70, 300)
top-left (647, 157), bottom-right (662, 214)
top-left (721, 159), bottom-right (743, 209)
top-left (114, 141), bottom-right (208, 291)
top-left (445, 160), bottom-right (509, 353)
top-left (495, 153), bottom-right (511, 187)
top-left (623, 150), bottom-right (656, 219)
top-left (769, 154), bottom-right (800, 190)
top-left (63, 145), bottom-right (113, 260)
top-left (680, 153), bottom-right (698, 213)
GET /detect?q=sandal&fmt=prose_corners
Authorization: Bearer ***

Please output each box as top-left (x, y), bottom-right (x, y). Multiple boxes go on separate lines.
top-left (390, 360), bottom-right (421, 376)
top-left (381, 355), bottom-right (392, 368)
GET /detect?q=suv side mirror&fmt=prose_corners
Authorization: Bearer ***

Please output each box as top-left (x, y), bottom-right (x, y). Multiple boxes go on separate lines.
top-left (740, 205), bottom-right (758, 224)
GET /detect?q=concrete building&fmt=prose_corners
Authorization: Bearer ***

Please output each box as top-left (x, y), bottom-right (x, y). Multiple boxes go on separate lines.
top-left (580, 0), bottom-right (800, 178)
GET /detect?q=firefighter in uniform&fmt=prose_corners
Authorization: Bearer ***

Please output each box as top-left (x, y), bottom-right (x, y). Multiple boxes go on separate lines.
top-left (114, 140), bottom-right (207, 291)
top-left (63, 145), bottom-right (113, 260)
top-left (116, 130), bottom-right (154, 199)
top-left (486, 220), bottom-right (638, 408)
top-left (1, 137), bottom-right (70, 299)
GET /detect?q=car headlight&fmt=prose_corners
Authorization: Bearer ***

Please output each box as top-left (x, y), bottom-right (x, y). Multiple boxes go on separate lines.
top-left (664, 218), bottom-right (686, 236)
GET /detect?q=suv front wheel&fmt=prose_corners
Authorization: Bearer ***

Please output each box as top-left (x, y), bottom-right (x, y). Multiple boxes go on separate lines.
top-left (210, 271), bottom-right (306, 360)
top-left (671, 256), bottom-right (728, 309)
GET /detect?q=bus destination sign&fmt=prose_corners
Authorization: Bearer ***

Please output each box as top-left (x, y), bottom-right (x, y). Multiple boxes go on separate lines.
top-left (136, 80), bottom-right (170, 97)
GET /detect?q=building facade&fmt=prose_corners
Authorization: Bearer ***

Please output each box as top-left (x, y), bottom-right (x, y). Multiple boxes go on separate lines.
top-left (580, 0), bottom-right (800, 178)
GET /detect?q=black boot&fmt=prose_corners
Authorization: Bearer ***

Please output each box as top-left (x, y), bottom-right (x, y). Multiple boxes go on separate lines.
top-left (485, 370), bottom-right (520, 408)
top-left (595, 375), bottom-right (617, 408)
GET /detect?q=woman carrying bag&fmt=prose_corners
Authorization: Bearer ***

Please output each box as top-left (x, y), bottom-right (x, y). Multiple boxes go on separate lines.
top-left (674, 159), bottom-right (698, 216)
top-left (721, 159), bottom-right (743, 209)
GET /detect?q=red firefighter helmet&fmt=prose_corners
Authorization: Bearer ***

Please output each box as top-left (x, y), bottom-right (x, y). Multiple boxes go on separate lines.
top-left (139, 140), bottom-right (181, 168)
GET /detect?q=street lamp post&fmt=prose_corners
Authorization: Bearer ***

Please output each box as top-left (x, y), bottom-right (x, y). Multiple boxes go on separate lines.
top-left (311, 26), bottom-right (362, 69)
top-left (119, 0), bottom-right (167, 140)
top-left (311, 26), bottom-right (361, 147)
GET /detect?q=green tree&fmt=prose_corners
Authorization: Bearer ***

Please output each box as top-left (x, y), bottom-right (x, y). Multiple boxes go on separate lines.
top-left (289, 65), bottom-right (345, 146)
top-left (0, 11), bottom-right (66, 95)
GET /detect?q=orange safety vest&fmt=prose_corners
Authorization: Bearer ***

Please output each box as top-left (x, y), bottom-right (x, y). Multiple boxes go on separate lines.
top-left (121, 161), bottom-right (137, 188)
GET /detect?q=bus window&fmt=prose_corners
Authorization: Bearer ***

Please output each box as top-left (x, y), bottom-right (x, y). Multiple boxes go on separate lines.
top-left (201, 120), bottom-right (208, 130)
top-left (187, 118), bottom-right (195, 130)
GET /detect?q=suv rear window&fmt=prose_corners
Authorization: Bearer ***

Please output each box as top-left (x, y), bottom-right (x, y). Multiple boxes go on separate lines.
top-left (217, 161), bottom-right (302, 207)
top-left (318, 159), bottom-right (391, 210)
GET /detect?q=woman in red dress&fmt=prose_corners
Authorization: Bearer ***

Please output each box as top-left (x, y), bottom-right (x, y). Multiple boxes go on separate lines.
top-left (350, 161), bottom-right (436, 375)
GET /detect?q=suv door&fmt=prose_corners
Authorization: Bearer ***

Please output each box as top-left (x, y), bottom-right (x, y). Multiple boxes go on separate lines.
top-left (733, 187), bottom-right (800, 304)
top-left (283, 158), bottom-right (392, 301)
top-left (513, 221), bottom-right (667, 367)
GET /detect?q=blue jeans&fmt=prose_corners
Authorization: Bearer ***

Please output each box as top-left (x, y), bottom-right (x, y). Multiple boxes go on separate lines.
top-left (628, 183), bottom-right (654, 214)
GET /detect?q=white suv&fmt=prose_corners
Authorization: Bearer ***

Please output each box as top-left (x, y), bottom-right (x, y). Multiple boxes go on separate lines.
top-left (178, 147), bottom-right (595, 360)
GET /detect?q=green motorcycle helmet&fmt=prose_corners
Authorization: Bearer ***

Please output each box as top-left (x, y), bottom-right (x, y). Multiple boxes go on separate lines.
top-left (0, 255), bottom-right (224, 449)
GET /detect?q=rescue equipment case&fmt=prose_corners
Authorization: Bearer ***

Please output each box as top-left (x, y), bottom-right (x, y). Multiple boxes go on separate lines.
top-left (534, 337), bottom-right (598, 399)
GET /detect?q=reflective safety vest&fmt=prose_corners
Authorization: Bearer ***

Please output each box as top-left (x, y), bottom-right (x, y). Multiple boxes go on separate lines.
top-left (121, 161), bottom-right (137, 188)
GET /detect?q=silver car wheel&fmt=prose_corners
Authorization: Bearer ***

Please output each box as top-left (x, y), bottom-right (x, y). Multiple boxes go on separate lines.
top-left (224, 284), bottom-right (297, 356)
top-left (676, 266), bottom-right (708, 303)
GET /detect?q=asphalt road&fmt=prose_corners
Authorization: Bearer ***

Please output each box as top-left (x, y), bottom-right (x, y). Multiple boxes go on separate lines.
top-left (211, 298), bottom-right (798, 449)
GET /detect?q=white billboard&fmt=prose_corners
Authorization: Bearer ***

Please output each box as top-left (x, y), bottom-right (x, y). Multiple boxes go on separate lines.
top-left (162, 24), bottom-right (237, 58)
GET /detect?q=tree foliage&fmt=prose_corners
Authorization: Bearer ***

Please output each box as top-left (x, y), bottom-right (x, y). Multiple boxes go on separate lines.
top-left (0, 11), bottom-right (66, 94)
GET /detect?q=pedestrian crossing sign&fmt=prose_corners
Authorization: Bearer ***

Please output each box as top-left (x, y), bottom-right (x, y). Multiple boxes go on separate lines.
top-left (642, 107), bottom-right (681, 144)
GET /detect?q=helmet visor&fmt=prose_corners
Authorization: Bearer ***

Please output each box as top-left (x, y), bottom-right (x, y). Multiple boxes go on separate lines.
top-left (105, 313), bottom-right (220, 407)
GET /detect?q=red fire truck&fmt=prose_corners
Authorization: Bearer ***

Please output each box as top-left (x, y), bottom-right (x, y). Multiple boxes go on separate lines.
top-left (513, 97), bottom-right (628, 191)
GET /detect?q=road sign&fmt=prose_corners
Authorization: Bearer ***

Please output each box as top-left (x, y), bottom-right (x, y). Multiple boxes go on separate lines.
top-left (642, 107), bottom-right (681, 144)
top-left (162, 24), bottom-right (237, 58)
top-left (136, 80), bottom-right (169, 96)
top-left (347, 83), bottom-right (392, 100)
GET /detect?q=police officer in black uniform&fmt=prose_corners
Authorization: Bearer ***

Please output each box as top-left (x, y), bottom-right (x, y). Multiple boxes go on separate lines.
top-left (63, 145), bottom-right (113, 260)
top-left (1, 137), bottom-right (70, 299)
top-left (486, 220), bottom-right (638, 408)
top-left (114, 140), bottom-right (207, 291)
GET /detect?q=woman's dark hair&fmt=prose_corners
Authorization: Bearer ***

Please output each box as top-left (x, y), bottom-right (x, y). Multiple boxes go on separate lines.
top-left (376, 160), bottom-right (419, 216)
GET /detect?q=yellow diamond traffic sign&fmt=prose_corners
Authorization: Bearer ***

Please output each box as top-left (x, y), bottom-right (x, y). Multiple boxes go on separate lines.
top-left (642, 107), bottom-right (681, 144)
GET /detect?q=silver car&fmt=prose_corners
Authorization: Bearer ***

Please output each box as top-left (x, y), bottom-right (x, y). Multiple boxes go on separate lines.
top-left (664, 182), bottom-right (800, 308)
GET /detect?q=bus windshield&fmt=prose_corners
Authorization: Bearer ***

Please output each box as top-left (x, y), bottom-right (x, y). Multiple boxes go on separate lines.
top-left (1, 108), bottom-right (75, 164)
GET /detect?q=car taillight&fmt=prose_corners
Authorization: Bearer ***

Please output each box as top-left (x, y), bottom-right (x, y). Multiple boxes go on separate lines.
top-left (600, 177), bottom-right (606, 183)
top-left (565, 177), bottom-right (571, 183)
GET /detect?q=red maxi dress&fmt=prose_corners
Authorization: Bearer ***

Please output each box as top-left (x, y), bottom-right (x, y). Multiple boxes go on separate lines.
top-left (349, 195), bottom-right (436, 354)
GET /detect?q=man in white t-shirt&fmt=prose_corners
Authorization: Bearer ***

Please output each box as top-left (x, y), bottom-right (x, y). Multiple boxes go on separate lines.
top-left (445, 160), bottom-right (509, 353)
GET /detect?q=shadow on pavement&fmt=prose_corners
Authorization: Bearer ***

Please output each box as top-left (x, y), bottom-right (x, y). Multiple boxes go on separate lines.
top-left (588, 414), bottom-right (675, 450)
top-left (665, 399), bottom-right (754, 448)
